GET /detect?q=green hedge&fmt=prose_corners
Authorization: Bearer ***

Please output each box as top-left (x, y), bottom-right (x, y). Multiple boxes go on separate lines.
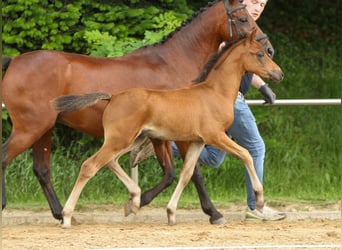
top-left (2, 0), bottom-right (192, 55)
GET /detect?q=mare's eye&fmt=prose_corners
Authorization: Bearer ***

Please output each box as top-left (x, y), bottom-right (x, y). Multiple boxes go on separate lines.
top-left (239, 16), bottom-right (248, 23)
top-left (257, 51), bottom-right (264, 58)
top-left (238, 0), bottom-right (243, 3)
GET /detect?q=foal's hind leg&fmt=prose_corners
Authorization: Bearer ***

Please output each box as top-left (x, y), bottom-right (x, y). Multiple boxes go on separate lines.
top-left (32, 129), bottom-right (63, 220)
top-left (167, 142), bottom-right (204, 225)
top-left (62, 143), bottom-right (122, 228)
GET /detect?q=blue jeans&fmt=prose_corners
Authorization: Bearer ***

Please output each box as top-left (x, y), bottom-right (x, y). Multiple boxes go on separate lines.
top-left (172, 94), bottom-right (265, 210)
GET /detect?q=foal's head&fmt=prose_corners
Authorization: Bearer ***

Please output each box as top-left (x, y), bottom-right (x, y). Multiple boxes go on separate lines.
top-left (214, 29), bottom-right (283, 83)
top-left (194, 29), bottom-right (283, 84)
top-left (239, 29), bottom-right (284, 83)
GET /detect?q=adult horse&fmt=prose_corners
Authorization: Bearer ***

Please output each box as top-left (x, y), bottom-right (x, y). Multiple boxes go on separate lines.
top-left (2, 0), bottom-right (273, 224)
top-left (54, 30), bottom-right (283, 228)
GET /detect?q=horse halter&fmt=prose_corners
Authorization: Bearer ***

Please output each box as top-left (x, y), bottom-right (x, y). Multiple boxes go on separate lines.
top-left (223, 0), bottom-right (247, 39)
top-left (256, 33), bottom-right (275, 58)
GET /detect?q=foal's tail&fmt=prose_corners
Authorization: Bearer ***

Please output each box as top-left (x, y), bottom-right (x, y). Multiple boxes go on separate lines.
top-left (53, 92), bottom-right (111, 113)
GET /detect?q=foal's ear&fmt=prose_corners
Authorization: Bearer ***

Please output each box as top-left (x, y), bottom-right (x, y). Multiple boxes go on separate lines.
top-left (248, 28), bottom-right (257, 44)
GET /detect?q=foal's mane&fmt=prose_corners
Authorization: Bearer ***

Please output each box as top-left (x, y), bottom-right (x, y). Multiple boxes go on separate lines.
top-left (193, 38), bottom-right (244, 83)
top-left (141, 0), bottom-right (221, 48)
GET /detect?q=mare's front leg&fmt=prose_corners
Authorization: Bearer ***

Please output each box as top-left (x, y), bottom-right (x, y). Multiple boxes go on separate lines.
top-left (192, 164), bottom-right (226, 224)
top-left (140, 139), bottom-right (175, 206)
top-left (167, 142), bottom-right (204, 225)
top-left (175, 141), bottom-right (226, 225)
top-left (32, 129), bottom-right (63, 221)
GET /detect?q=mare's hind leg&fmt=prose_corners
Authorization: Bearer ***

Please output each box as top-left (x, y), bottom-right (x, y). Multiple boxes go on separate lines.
top-left (32, 129), bottom-right (63, 220)
top-left (2, 127), bottom-right (51, 210)
top-left (175, 142), bottom-right (225, 225)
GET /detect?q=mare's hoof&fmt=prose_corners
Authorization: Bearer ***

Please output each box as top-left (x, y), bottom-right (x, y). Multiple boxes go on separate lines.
top-left (210, 216), bottom-right (227, 225)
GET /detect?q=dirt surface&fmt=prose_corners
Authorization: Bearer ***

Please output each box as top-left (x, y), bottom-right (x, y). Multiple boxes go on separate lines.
top-left (2, 203), bottom-right (341, 250)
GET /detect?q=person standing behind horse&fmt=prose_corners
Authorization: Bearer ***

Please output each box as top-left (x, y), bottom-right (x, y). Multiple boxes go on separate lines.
top-left (173, 0), bottom-right (286, 221)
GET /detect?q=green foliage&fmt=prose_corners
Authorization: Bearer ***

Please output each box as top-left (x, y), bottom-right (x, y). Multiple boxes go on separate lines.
top-left (83, 10), bottom-right (186, 57)
top-left (2, 0), bottom-right (191, 55)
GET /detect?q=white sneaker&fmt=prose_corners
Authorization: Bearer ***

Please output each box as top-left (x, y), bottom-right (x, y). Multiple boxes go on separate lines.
top-left (246, 207), bottom-right (266, 221)
top-left (262, 204), bottom-right (287, 221)
top-left (246, 203), bottom-right (286, 221)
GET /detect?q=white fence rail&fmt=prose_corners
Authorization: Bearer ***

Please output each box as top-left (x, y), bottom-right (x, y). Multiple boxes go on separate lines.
top-left (246, 99), bottom-right (341, 106)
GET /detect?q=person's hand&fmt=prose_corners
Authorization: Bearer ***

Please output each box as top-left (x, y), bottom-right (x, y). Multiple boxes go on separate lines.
top-left (259, 84), bottom-right (276, 104)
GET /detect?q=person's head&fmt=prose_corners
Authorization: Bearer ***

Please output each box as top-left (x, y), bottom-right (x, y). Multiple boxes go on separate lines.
top-left (243, 0), bottom-right (268, 21)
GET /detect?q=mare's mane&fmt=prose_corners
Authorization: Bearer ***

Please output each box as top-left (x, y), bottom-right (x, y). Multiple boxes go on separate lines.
top-left (193, 37), bottom-right (245, 83)
top-left (140, 0), bottom-right (221, 49)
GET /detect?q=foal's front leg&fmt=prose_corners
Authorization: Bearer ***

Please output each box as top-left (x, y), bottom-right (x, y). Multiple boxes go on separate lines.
top-left (208, 132), bottom-right (264, 210)
top-left (107, 159), bottom-right (141, 215)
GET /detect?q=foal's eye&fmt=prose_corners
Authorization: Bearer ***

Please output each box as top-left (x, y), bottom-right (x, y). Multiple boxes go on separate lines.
top-left (267, 48), bottom-right (274, 58)
top-left (238, 0), bottom-right (243, 3)
top-left (257, 51), bottom-right (264, 58)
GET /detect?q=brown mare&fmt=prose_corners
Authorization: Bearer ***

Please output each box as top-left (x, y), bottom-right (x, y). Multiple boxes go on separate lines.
top-left (2, 0), bottom-right (274, 224)
top-left (54, 30), bottom-right (284, 228)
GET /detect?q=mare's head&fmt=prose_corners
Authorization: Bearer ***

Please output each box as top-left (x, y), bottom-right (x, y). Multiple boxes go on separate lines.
top-left (238, 29), bottom-right (283, 83)
top-left (218, 0), bottom-right (275, 58)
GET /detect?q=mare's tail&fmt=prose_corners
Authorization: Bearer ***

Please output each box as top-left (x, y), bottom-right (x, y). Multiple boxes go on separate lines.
top-left (2, 56), bottom-right (12, 69)
top-left (53, 92), bottom-right (111, 112)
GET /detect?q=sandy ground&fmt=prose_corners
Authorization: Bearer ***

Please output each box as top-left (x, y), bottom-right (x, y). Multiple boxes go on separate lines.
top-left (2, 203), bottom-right (341, 250)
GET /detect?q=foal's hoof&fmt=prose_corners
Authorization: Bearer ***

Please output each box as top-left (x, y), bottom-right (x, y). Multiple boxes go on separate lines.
top-left (124, 199), bottom-right (139, 217)
top-left (61, 216), bottom-right (79, 229)
top-left (210, 217), bottom-right (227, 225)
top-left (167, 208), bottom-right (177, 226)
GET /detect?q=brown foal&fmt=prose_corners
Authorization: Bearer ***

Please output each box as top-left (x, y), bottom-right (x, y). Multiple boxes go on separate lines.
top-left (54, 30), bottom-right (283, 228)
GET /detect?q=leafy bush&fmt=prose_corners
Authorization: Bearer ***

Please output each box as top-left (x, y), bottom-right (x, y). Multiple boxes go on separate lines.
top-left (2, 0), bottom-right (191, 55)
